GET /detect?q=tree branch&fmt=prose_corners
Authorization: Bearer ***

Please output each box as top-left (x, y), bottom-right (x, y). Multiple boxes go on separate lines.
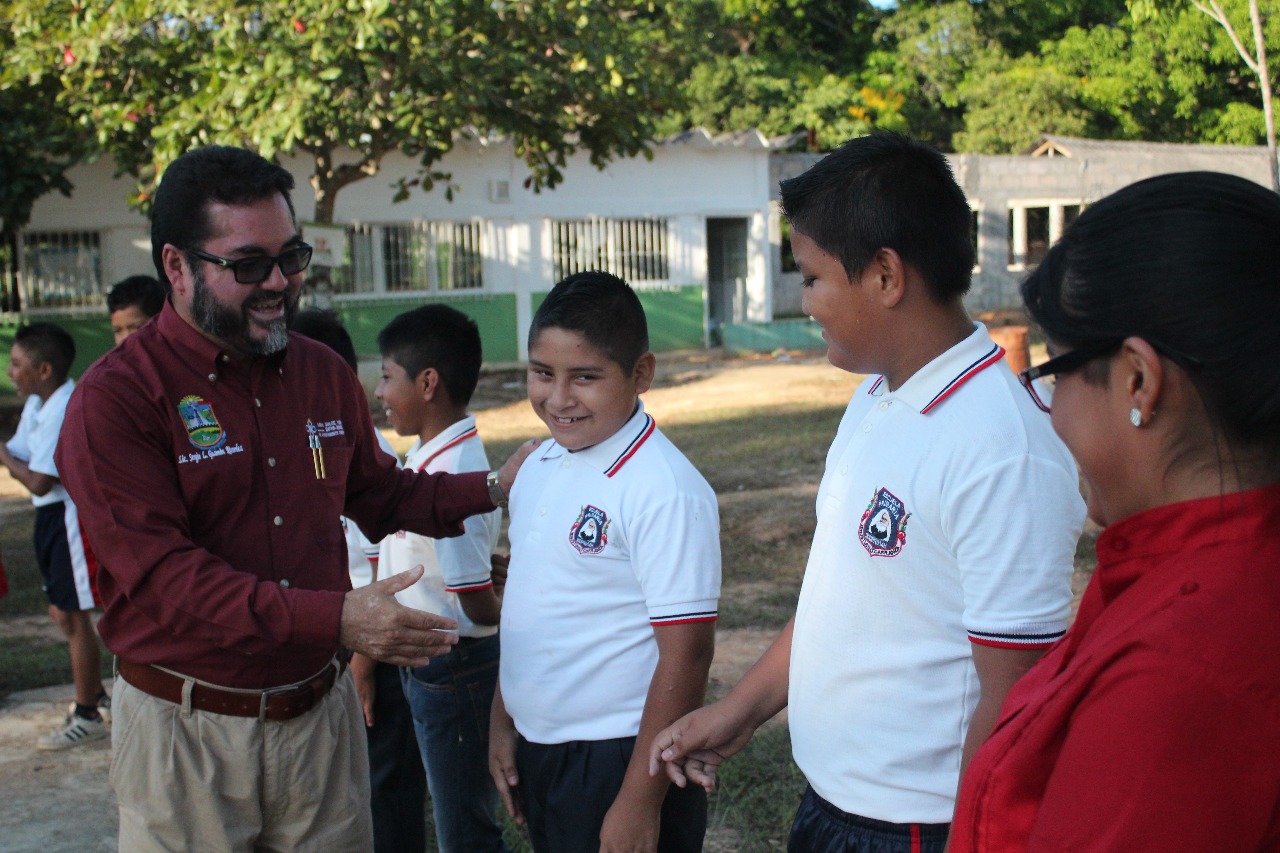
top-left (1193, 0), bottom-right (1261, 75)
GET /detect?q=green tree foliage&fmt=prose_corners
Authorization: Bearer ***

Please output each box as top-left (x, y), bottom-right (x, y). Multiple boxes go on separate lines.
top-left (655, 55), bottom-right (799, 138)
top-left (4, 0), bottom-right (685, 223)
top-left (0, 29), bottom-right (91, 239)
top-left (1131, 0), bottom-right (1278, 187)
top-left (970, 0), bottom-right (1130, 58)
top-left (862, 1), bottom-right (988, 150)
top-left (953, 55), bottom-right (1092, 153)
top-left (658, 0), bottom-right (884, 147)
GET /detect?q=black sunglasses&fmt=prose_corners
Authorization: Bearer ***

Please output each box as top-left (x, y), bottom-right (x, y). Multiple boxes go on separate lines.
top-left (189, 243), bottom-right (313, 284)
top-left (1018, 337), bottom-right (1203, 413)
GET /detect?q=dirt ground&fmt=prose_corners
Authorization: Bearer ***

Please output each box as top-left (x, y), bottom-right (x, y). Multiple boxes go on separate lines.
top-left (0, 624), bottom-right (778, 853)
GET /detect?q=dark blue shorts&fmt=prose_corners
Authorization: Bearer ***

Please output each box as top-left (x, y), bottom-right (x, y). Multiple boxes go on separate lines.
top-left (34, 501), bottom-right (99, 612)
top-left (788, 786), bottom-right (949, 853)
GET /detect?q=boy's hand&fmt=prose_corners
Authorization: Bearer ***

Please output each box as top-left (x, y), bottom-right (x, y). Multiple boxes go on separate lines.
top-left (349, 652), bottom-right (377, 728)
top-left (649, 701), bottom-right (755, 793)
top-left (489, 553), bottom-right (510, 597)
top-left (489, 688), bottom-right (524, 825)
top-left (600, 798), bottom-right (661, 853)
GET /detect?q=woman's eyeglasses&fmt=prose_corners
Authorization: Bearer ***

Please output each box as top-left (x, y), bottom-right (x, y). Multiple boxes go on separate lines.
top-left (1017, 338), bottom-right (1203, 413)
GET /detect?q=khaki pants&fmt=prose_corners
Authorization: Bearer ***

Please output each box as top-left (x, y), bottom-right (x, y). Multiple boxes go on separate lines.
top-left (111, 668), bottom-right (373, 853)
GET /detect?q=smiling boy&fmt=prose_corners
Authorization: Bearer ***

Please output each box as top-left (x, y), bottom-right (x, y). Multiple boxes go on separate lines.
top-left (489, 271), bottom-right (722, 853)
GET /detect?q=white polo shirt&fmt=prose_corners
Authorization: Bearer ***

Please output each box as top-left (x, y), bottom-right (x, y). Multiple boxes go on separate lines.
top-left (789, 323), bottom-right (1085, 824)
top-left (344, 430), bottom-right (398, 590)
top-left (501, 402), bottom-right (721, 744)
top-left (6, 379), bottom-right (74, 507)
top-left (385, 415), bottom-right (501, 638)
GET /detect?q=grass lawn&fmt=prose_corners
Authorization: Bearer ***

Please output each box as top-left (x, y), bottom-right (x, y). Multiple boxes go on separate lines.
top-left (0, 348), bottom-right (1094, 852)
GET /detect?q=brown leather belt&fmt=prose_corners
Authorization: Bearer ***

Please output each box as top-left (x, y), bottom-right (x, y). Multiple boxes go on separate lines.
top-left (117, 656), bottom-right (346, 722)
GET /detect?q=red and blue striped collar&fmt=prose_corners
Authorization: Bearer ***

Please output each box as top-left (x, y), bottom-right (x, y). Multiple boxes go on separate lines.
top-left (538, 402), bottom-right (656, 478)
top-left (864, 324), bottom-right (1007, 415)
top-left (407, 415), bottom-right (480, 473)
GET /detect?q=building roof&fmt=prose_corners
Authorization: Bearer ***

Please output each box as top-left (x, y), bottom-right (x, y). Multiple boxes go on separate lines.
top-left (1027, 134), bottom-right (1267, 157)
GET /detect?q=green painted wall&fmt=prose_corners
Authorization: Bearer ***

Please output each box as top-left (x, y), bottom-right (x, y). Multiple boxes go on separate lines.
top-left (640, 285), bottom-right (706, 351)
top-left (530, 284), bottom-right (706, 353)
top-left (335, 293), bottom-right (520, 363)
top-left (722, 318), bottom-right (826, 354)
top-left (0, 286), bottom-right (705, 396)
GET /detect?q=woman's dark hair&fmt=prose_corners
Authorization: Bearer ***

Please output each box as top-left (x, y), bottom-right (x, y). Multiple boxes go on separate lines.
top-left (1022, 170), bottom-right (1280, 450)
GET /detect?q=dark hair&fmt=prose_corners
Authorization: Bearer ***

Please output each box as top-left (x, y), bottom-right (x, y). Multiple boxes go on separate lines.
top-left (529, 271), bottom-right (649, 370)
top-left (150, 146), bottom-right (296, 286)
top-left (779, 132), bottom-right (974, 302)
top-left (290, 308), bottom-right (358, 372)
top-left (1022, 170), bottom-right (1280, 451)
top-left (106, 274), bottom-right (166, 316)
top-left (14, 323), bottom-right (76, 383)
top-left (377, 304), bottom-right (483, 407)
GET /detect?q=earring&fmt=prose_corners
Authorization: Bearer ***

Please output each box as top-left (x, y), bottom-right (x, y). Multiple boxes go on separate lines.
top-left (1129, 408), bottom-right (1143, 428)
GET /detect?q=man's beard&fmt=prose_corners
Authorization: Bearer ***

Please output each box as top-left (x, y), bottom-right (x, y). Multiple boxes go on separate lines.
top-left (190, 263), bottom-right (295, 357)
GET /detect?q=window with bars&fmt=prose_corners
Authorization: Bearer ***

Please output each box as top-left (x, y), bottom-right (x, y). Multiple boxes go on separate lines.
top-left (340, 221), bottom-right (483, 293)
top-left (18, 231), bottom-right (103, 309)
top-left (552, 218), bottom-right (669, 284)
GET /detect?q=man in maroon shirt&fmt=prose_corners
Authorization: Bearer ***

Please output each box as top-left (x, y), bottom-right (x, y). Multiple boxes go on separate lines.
top-left (56, 145), bottom-right (533, 852)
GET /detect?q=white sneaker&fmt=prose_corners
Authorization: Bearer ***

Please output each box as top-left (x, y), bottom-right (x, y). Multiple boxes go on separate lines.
top-left (66, 693), bottom-right (111, 726)
top-left (37, 714), bottom-right (108, 751)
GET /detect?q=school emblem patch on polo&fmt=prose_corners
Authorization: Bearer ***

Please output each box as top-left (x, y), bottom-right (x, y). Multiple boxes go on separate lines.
top-left (859, 487), bottom-right (910, 557)
top-left (569, 505), bottom-right (610, 555)
top-left (178, 395), bottom-right (226, 451)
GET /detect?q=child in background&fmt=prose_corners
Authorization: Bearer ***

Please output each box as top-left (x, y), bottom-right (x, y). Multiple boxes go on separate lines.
top-left (490, 271), bottom-right (721, 853)
top-left (376, 304), bottom-right (508, 853)
top-left (105, 274), bottom-right (165, 345)
top-left (290, 307), bottom-right (427, 853)
top-left (0, 323), bottom-right (108, 750)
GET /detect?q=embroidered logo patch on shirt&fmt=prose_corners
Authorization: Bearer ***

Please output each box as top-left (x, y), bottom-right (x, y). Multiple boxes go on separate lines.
top-left (178, 395), bottom-right (226, 451)
top-left (569, 505), bottom-right (610, 555)
top-left (859, 487), bottom-right (910, 557)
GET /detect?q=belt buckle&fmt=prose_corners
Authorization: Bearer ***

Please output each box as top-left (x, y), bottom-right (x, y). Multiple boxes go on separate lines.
top-left (258, 682), bottom-right (297, 722)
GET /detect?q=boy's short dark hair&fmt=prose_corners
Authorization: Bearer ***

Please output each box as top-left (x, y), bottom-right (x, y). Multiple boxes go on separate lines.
top-left (106, 275), bottom-right (167, 317)
top-left (377, 304), bottom-right (483, 407)
top-left (14, 323), bottom-right (76, 383)
top-left (290, 308), bottom-right (358, 372)
top-left (151, 146), bottom-right (297, 286)
top-left (780, 132), bottom-right (974, 303)
top-left (529, 271), bottom-right (649, 370)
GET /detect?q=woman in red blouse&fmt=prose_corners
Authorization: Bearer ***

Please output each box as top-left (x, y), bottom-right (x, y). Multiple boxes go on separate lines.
top-left (950, 170), bottom-right (1280, 852)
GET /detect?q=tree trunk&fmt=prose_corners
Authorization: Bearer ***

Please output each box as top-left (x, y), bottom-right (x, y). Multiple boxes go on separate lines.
top-left (311, 145), bottom-right (337, 225)
top-left (1249, 0), bottom-right (1279, 192)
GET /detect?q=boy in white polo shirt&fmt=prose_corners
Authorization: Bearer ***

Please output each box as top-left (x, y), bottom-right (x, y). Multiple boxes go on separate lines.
top-left (375, 304), bottom-right (508, 853)
top-left (650, 133), bottom-right (1086, 853)
top-left (490, 271), bottom-right (721, 853)
top-left (0, 323), bottom-right (109, 751)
